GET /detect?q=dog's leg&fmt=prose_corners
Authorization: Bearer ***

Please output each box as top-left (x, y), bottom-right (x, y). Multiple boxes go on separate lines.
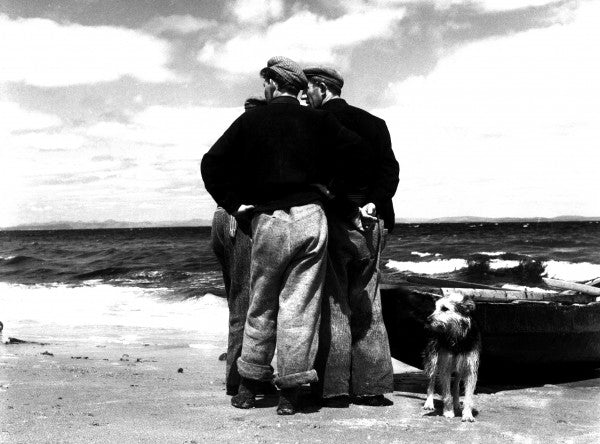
top-left (461, 358), bottom-right (478, 422)
top-left (423, 375), bottom-right (436, 411)
top-left (439, 353), bottom-right (454, 418)
top-left (422, 344), bottom-right (437, 411)
top-left (452, 373), bottom-right (461, 414)
top-left (440, 372), bottom-right (454, 418)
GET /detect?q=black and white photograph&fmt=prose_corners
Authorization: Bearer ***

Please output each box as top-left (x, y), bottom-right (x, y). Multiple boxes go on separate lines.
top-left (1, 0), bottom-right (599, 442)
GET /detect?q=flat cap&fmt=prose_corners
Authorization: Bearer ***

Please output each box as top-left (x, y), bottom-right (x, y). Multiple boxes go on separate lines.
top-left (303, 66), bottom-right (344, 93)
top-left (260, 56), bottom-right (308, 90)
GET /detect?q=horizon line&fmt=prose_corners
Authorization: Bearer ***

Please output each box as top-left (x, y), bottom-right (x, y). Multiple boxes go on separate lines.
top-left (3, 215), bottom-right (600, 231)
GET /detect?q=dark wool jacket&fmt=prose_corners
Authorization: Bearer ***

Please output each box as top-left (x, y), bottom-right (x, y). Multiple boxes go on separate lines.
top-left (321, 99), bottom-right (400, 231)
top-left (201, 96), bottom-right (366, 215)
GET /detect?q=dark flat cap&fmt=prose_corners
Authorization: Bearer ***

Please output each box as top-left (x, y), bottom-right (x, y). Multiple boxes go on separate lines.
top-left (260, 56), bottom-right (308, 90)
top-left (303, 66), bottom-right (344, 93)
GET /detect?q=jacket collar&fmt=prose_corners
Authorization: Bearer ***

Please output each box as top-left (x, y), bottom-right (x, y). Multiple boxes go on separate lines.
top-left (269, 96), bottom-right (300, 105)
top-left (321, 97), bottom-right (347, 110)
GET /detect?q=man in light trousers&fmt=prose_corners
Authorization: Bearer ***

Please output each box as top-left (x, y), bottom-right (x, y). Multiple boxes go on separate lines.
top-left (201, 57), bottom-right (365, 415)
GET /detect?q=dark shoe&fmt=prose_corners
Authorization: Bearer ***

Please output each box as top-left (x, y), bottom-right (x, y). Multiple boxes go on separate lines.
top-left (258, 381), bottom-right (278, 396)
top-left (353, 394), bottom-right (393, 407)
top-left (321, 395), bottom-right (350, 408)
top-left (231, 378), bottom-right (260, 409)
top-left (277, 388), bottom-right (299, 415)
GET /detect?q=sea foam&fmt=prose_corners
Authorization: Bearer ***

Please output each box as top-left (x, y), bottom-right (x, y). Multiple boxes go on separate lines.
top-left (0, 282), bottom-right (228, 344)
top-left (544, 260), bottom-right (600, 283)
top-left (489, 259), bottom-right (521, 270)
top-left (386, 259), bottom-right (468, 274)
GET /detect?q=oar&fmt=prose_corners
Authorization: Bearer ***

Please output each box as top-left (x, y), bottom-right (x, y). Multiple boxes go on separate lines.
top-left (542, 277), bottom-right (600, 298)
top-left (584, 277), bottom-right (600, 287)
top-left (406, 275), bottom-right (506, 290)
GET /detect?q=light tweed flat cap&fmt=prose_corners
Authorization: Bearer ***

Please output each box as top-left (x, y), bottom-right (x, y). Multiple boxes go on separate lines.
top-left (260, 56), bottom-right (308, 90)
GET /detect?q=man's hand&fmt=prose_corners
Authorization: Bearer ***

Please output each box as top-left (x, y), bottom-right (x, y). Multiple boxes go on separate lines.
top-left (233, 204), bottom-right (255, 216)
top-left (359, 203), bottom-right (377, 225)
top-left (350, 203), bottom-right (377, 231)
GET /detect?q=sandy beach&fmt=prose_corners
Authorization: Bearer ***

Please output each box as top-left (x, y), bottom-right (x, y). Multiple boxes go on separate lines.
top-left (2, 326), bottom-right (599, 444)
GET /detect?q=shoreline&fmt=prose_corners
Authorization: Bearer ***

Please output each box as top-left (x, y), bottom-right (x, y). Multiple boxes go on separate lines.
top-left (2, 331), bottom-right (600, 443)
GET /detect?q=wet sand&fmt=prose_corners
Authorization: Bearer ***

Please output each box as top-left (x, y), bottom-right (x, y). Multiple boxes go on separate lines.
top-left (2, 334), bottom-right (600, 443)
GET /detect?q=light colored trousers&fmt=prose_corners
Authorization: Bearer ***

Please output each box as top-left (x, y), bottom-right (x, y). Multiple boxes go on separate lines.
top-left (237, 202), bottom-right (327, 389)
top-left (315, 213), bottom-right (394, 398)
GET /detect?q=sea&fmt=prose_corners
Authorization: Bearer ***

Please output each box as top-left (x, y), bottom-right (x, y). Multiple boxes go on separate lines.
top-left (1, 222), bottom-right (599, 344)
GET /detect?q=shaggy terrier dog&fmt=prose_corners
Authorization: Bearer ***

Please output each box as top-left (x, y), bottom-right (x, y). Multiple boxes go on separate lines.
top-left (422, 292), bottom-right (481, 422)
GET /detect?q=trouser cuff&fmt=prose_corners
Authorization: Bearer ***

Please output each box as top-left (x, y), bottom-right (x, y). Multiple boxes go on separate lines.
top-left (236, 357), bottom-right (274, 382)
top-left (274, 369), bottom-right (319, 389)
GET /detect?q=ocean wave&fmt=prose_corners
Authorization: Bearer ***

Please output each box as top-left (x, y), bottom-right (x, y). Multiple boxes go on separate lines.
top-left (411, 251), bottom-right (432, 258)
top-left (410, 251), bottom-right (443, 258)
top-left (489, 259), bottom-right (522, 270)
top-left (1, 255), bottom-right (44, 266)
top-left (385, 254), bottom-right (600, 288)
top-left (75, 266), bottom-right (132, 280)
top-left (0, 282), bottom-right (228, 344)
top-left (544, 260), bottom-right (600, 283)
top-left (386, 259), bottom-right (468, 274)
top-left (478, 251), bottom-right (507, 257)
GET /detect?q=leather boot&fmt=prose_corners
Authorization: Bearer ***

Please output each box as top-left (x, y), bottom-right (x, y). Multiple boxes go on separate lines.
top-left (276, 388), bottom-right (299, 415)
top-left (231, 378), bottom-right (260, 409)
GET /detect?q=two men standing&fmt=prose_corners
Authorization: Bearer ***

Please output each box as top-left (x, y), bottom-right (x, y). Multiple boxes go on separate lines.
top-left (201, 56), bottom-right (399, 415)
top-left (202, 56), bottom-right (367, 415)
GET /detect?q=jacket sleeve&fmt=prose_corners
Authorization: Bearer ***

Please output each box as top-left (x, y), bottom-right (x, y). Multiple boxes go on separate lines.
top-left (366, 119), bottom-right (399, 205)
top-left (200, 116), bottom-right (244, 214)
top-left (321, 113), bottom-right (371, 222)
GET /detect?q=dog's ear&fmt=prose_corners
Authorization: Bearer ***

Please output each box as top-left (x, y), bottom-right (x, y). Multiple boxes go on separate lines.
top-left (457, 297), bottom-right (476, 315)
top-left (463, 297), bottom-right (475, 313)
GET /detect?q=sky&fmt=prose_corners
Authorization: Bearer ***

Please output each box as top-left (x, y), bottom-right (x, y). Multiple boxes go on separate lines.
top-left (1, 0), bottom-right (599, 227)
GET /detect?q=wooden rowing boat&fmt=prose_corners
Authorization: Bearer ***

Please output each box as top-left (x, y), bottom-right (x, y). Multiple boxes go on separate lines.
top-left (380, 277), bottom-right (600, 376)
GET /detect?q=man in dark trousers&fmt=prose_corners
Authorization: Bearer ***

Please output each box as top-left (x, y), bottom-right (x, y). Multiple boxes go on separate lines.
top-left (209, 96), bottom-right (268, 398)
top-left (201, 57), bottom-right (365, 415)
top-left (303, 65), bottom-right (400, 407)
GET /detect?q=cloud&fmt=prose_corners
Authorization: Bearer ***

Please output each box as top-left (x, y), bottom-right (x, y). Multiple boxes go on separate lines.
top-left (91, 155), bottom-right (115, 162)
top-left (331, 0), bottom-right (563, 12)
top-left (472, 0), bottom-right (562, 12)
top-left (8, 131), bottom-right (88, 152)
top-left (0, 14), bottom-right (177, 87)
top-left (42, 174), bottom-right (104, 185)
top-left (198, 6), bottom-right (406, 73)
top-left (0, 101), bottom-right (62, 133)
top-left (0, 102), bottom-right (62, 226)
top-left (145, 14), bottom-right (217, 34)
top-left (85, 105), bottom-right (242, 152)
top-left (1, 103), bottom-right (242, 225)
top-left (229, 0), bottom-right (284, 24)
top-left (376, 1), bottom-right (600, 218)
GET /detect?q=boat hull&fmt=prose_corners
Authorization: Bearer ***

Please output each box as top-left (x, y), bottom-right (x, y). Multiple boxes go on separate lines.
top-left (381, 285), bottom-right (600, 375)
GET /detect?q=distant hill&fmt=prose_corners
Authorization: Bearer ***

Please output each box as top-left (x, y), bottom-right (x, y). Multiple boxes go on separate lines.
top-left (2, 219), bottom-right (212, 231)
top-left (396, 216), bottom-right (600, 224)
top-left (2, 216), bottom-right (599, 231)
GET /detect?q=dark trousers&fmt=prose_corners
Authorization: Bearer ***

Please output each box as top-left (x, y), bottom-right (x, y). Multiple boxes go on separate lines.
top-left (211, 207), bottom-right (251, 395)
top-left (315, 213), bottom-right (394, 398)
